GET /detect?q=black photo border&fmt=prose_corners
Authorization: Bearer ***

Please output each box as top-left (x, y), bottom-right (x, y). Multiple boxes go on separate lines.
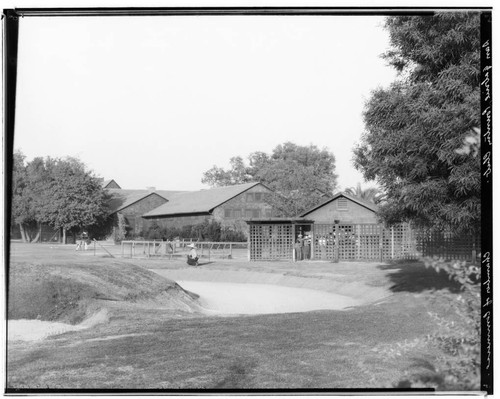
top-left (3, 6), bottom-right (493, 395)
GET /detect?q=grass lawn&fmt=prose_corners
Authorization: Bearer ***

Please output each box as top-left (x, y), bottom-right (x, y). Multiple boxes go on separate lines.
top-left (6, 242), bottom-right (472, 391)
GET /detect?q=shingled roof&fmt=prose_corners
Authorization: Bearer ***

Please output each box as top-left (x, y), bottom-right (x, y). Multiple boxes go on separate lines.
top-left (300, 191), bottom-right (378, 217)
top-left (107, 189), bottom-right (184, 213)
top-left (143, 182), bottom-right (264, 218)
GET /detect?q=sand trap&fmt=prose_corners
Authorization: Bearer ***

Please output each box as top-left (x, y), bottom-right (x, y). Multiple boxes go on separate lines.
top-left (8, 309), bottom-right (109, 342)
top-left (177, 281), bottom-right (359, 315)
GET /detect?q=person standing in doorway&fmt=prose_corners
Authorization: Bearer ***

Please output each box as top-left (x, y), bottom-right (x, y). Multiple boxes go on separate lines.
top-left (295, 234), bottom-right (304, 261)
top-left (303, 234), bottom-right (311, 260)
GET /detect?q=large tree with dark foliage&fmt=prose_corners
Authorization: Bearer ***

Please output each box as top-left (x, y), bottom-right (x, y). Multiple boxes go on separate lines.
top-left (353, 13), bottom-right (481, 234)
top-left (202, 142), bottom-right (338, 216)
top-left (12, 151), bottom-right (110, 242)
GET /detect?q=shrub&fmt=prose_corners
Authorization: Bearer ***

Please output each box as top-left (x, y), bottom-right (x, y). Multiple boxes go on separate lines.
top-left (139, 220), bottom-right (247, 242)
top-left (397, 257), bottom-right (480, 390)
top-left (114, 213), bottom-right (127, 243)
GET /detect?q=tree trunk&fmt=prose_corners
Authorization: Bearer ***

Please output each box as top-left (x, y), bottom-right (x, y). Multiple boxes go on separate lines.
top-left (62, 228), bottom-right (67, 244)
top-left (31, 224), bottom-right (42, 243)
top-left (19, 223), bottom-right (28, 243)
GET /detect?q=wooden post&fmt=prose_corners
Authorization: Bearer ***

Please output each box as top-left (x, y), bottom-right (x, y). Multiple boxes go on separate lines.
top-left (334, 223), bottom-right (339, 263)
top-left (356, 225), bottom-right (361, 260)
top-left (391, 227), bottom-right (395, 260)
top-left (310, 225), bottom-right (315, 260)
top-left (247, 227), bottom-right (251, 261)
top-left (379, 225), bottom-right (384, 262)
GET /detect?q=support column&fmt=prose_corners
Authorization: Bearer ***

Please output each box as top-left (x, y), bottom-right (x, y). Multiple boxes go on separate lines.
top-left (334, 222), bottom-right (339, 263)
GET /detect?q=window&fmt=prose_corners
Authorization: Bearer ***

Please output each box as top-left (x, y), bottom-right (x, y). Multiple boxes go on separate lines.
top-left (234, 209), bottom-right (242, 218)
top-left (224, 209), bottom-right (233, 218)
top-left (254, 193), bottom-right (262, 201)
top-left (265, 209), bottom-right (272, 217)
top-left (252, 209), bottom-right (261, 218)
top-left (246, 193), bottom-right (254, 202)
top-left (337, 198), bottom-right (348, 210)
top-left (245, 209), bottom-right (253, 218)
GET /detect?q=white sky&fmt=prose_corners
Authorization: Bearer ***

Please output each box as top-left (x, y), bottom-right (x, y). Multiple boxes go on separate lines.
top-left (14, 15), bottom-right (398, 191)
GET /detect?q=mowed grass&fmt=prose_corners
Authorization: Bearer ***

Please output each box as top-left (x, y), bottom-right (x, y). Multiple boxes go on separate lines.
top-left (7, 242), bottom-right (464, 390)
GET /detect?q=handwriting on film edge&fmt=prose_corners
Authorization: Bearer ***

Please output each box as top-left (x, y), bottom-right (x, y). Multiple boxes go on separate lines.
top-left (482, 152), bottom-right (492, 179)
top-left (481, 66), bottom-right (491, 103)
top-left (482, 252), bottom-right (492, 370)
top-left (483, 40), bottom-right (491, 60)
top-left (482, 107), bottom-right (492, 146)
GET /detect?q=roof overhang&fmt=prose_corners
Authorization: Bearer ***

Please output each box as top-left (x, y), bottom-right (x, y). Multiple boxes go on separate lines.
top-left (142, 211), bottom-right (211, 219)
top-left (245, 218), bottom-right (314, 225)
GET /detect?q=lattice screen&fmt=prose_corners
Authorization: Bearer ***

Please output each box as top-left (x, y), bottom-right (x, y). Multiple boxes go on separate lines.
top-left (250, 223), bottom-right (477, 262)
top-left (249, 224), bottom-right (294, 261)
top-left (313, 224), bottom-right (336, 260)
top-left (415, 229), bottom-right (480, 261)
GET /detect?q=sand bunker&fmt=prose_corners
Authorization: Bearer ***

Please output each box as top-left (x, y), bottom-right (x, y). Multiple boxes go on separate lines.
top-left (8, 309), bottom-right (109, 342)
top-left (177, 281), bottom-right (359, 315)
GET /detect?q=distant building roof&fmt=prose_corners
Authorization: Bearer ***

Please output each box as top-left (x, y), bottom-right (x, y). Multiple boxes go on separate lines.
top-left (143, 182), bottom-right (265, 218)
top-left (107, 189), bottom-right (183, 213)
top-left (101, 179), bottom-right (121, 189)
top-left (300, 192), bottom-right (378, 217)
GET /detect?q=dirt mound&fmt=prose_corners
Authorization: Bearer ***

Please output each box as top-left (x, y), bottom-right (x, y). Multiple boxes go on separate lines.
top-left (8, 261), bottom-right (201, 324)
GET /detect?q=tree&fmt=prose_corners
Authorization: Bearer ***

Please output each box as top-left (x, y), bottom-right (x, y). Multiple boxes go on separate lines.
top-left (11, 151), bottom-right (110, 243)
top-left (344, 183), bottom-right (382, 204)
top-left (353, 13), bottom-right (481, 234)
top-left (12, 151), bottom-right (38, 242)
top-left (202, 156), bottom-right (252, 187)
top-left (43, 157), bottom-right (110, 242)
top-left (202, 142), bottom-right (338, 216)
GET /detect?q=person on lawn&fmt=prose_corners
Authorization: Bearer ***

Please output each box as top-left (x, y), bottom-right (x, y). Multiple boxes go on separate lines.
top-left (186, 243), bottom-right (199, 266)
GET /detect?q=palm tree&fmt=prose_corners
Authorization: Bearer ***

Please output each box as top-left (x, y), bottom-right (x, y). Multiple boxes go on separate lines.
top-left (344, 183), bottom-right (383, 204)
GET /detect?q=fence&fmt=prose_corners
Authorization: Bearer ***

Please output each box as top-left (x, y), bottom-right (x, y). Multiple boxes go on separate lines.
top-left (249, 222), bottom-right (480, 262)
top-left (121, 240), bottom-right (248, 260)
top-left (249, 224), bottom-right (295, 261)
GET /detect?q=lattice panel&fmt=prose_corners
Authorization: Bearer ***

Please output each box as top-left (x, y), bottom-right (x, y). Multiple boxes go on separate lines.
top-left (356, 224), bottom-right (381, 261)
top-left (251, 223), bottom-right (478, 262)
top-left (415, 229), bottom-right (480, 261)
top-left (249, 224), bottom-right (294, 261)
top-left (313, 224), bottom-right (336, 260)
top-left (337, 224), bottom-right (356, 260)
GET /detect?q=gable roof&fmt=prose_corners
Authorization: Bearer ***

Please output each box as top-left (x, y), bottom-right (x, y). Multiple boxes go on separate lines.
top-left (143, 182), bottom-right (265, 218)
top-left (107, 189), bottom-right (170, 213)
top-left (300, 191), bottom-right (378, 217)
top-left (101, 179), bottom-right (121, 189)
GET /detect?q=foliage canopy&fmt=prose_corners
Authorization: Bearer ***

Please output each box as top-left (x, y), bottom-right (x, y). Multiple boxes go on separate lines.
top-left (202, 142), bottom-right (338, 216)
top-left (12, 151), bottom-right (110, 242)
top-left (353, 13), bottom-right (481, 234)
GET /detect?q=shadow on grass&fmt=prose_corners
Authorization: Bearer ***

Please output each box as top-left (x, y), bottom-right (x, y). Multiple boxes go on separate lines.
top-left (378, 262), bottom-right (462, 293)
top-left (214, 359), bottom-right (257, 389)
top-left (395, 358), bottom-right (443, 389)
top-left (189, 261), bottom-right (215, 267)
